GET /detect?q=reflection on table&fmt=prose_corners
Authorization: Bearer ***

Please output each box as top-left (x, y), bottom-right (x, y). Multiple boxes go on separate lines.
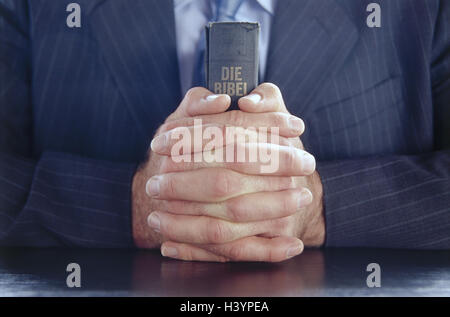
top-left (0, 247), bottom-right (449, 296)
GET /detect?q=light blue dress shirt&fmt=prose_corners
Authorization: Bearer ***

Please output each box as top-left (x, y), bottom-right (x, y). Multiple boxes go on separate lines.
top-left (174, 0), bottom-right (276, 95)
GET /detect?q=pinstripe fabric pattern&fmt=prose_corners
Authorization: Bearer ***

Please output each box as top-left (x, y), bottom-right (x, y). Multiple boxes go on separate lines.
top-left (0, 152), bottom-right (135, 247)
top-left (266, 0), bottom-right (450, 249)
top-left (0, 0), bottom-right (449, 248)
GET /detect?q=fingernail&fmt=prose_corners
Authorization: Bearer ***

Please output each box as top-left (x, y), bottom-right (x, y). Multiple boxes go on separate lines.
top-left (146, 176), bottom-right (161, 197)
top-left (286, 242), bottom-right (303, 258)
top-left (244, 93), bottom-right (261, 104)
top-left (150, 134), bottom-right (167, 152)
top-left (206, 94), bottom-right (220, 101)
top-left (302, 152), bottom-right (316, 174)
top-left (147, 212), bottom-right (161, 232)
top-left (288, 117), bottom-right (304, 133)
top-left (161, 246), bottom-right (178, 257)
top-left (298, 188), bottom-right (313, 208)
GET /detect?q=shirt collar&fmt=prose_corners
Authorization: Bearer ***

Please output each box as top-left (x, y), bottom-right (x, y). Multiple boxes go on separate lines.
top-left (175, 0), bottom-right (276, 15)
top-left (256, 0), bottom-right (275, 15)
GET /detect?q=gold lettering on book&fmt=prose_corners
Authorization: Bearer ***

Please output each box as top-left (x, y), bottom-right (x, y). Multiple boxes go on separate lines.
top-left (214, 66), bottom-right (247, 96)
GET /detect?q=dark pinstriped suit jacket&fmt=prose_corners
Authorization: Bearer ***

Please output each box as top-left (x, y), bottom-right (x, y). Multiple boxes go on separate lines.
top-left (0, 0), bottom-right (449, 248)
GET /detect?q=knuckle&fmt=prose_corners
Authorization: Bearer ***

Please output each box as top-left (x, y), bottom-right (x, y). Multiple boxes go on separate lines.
top-left (228, 244), bottom-right (244, 261)
top-left (261, 82), bottom-right (281, 96)
top-left (206, 219), bottom-right (229, 243)
top-left (272, 217), bottom-right (291, 235)
top-left (159, 217), bottom-right (171, 237)
top-left (266, 247), bottom-right (276, 262)
top-left (160, 119), bottom-right (181, 132)
top-left (227, 110), bottom-right (245, 127)
top-left (183, 87), bottom-right (205, 114)
top-left (278, 136), bottom-right (291, 147)
top-left (284, 176), bottom-right (296, 189)
top-left (283, 191), bottom-right (299, 214)
top-left (158, 122), bottom-right (170, 134)
top-left (261, 83), bottom-right (284, 110)
top-left (283, 148), bottom-right (297, 172)
top-left (161, 175), bottom-right (177, 198)
top-left (184, 87), bottom-right (198, 101)
top-left (211, 169), bottom-right (234, 199)
top-left (183, 246), bottom-right (195, 261)
top-left (267, 248), bottom-right (283, 262)
top-left (226, 199), bottom-right (245, 222)
top-left (271, 113), bottom-right (287, 128)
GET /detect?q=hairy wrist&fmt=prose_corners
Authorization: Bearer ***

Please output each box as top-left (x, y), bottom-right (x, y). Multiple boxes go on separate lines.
top-left (301, 171), bottom-right (326, 247)
top-left (131, 158), bottom-right (162, 249)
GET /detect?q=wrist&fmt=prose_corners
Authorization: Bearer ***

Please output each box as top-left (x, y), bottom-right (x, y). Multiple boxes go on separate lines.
top-left (131, 161), bottom-right (161, 249)
top-left (301, 171), bottom-right (326, 247)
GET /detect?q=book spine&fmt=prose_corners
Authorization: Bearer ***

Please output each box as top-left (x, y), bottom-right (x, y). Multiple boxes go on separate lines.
top-left (206, 22), bottom-right (259, 110)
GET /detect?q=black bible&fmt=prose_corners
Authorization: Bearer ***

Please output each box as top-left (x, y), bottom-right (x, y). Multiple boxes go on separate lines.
top-left (205, 22), bottom-right (260, 109)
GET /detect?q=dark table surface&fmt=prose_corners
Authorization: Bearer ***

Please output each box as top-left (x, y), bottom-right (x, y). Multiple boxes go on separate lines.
top-left (0, 247), bottom-right (449, 297)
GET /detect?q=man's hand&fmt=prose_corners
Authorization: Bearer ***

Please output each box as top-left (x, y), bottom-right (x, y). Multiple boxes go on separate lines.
top-left (132, 86), bottom-right (317, 259)
top-left (132, 89), bottom-right (232, 248)
top-left (139, 83), bottom-right (325, 261)
top-left (236, 83), bottom-right (325, 247)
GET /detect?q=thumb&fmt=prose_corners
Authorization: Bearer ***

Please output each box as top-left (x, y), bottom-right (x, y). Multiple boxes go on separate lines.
top-left (238, 83), bottom-right (289, 114)
top-left (166, 87), bottom-right (231, 122)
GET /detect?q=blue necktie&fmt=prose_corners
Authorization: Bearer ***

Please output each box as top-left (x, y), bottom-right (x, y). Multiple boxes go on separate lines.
top-left (192, 0), bottom-right (245, 88)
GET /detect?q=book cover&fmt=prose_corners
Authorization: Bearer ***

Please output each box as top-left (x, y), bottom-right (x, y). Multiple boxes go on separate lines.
top-left (205, 22), bottom-right (260, 110)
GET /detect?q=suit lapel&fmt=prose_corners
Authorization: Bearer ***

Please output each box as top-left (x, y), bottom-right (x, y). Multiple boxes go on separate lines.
top-left (89, 0), bottom-right (181, 138)
top-left (266, 0), bottom-right (359, 113)
top-left (87, 0), bottom-right (359, 136)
